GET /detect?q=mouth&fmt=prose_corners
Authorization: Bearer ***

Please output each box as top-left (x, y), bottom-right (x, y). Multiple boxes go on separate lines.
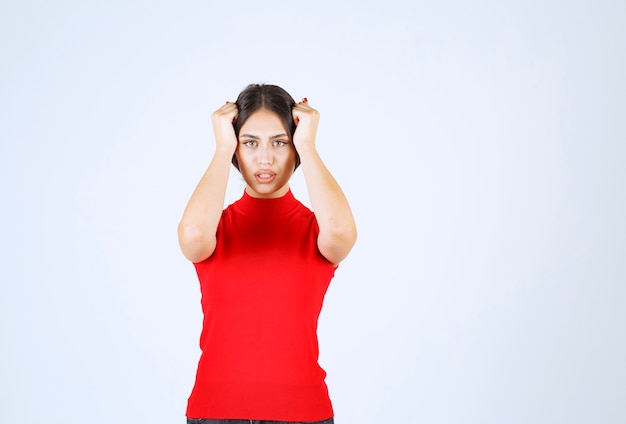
top-left (254, 170), bottom-right (276, 183)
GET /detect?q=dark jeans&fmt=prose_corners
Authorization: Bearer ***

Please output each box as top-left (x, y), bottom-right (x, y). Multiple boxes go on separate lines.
top-left (187, 418), bottom-right (334, 424)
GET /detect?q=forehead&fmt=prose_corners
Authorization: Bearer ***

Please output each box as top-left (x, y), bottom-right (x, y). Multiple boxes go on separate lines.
top-left (240, 108), bottom-right (287, 135)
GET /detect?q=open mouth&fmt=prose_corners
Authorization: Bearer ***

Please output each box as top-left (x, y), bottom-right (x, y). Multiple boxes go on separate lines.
top-left (255, 171), bottom-right (275, 183)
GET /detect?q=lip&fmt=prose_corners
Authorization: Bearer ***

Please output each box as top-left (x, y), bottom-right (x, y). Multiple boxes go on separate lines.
top-left (254, 169), bottom-right (276, 183)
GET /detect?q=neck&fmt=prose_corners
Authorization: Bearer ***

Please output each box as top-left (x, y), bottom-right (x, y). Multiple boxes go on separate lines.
top-left (237, 188), bottom-right (299, 217)
top-left (244, 183), bottom-right (291, 199)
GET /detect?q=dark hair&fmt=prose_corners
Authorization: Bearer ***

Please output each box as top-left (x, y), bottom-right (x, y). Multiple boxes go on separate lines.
top-left (232, 83), bottom-right (300, 170)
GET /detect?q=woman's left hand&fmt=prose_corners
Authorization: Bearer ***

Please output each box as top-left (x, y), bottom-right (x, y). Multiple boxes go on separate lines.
top-left (292, 98), bottom-right (320, 151)
top-left (291, 98), bottom-right (357, 265)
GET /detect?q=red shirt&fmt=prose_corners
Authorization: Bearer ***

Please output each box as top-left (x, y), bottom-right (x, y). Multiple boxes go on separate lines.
top-left (186, 190), bottom-right (337, 421)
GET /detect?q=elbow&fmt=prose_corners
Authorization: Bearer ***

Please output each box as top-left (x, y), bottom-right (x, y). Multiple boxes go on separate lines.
top-left (177, 222), bottom-right (215, 263)
top-left (333, 221), bottom-right (357, 249)
top-left (319, 221), bottom-right (357, 265)
top-left (330, 216), bottom-right (357, 243)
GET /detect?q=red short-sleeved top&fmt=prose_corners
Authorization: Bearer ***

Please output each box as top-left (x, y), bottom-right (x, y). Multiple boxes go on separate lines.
top-left (186, 190), bottom-right (337, 421)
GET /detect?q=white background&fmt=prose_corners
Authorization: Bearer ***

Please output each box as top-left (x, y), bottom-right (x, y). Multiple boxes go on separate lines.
top-left (1, 1), bottom-right (625, 423)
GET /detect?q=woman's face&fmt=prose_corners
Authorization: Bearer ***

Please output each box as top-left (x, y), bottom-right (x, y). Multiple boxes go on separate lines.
top-left (236, 108), bottom-right (296, 198)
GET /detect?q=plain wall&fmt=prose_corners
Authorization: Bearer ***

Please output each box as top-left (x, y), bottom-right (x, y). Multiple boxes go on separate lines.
top-left (1, 1), bottom-right (625, 423)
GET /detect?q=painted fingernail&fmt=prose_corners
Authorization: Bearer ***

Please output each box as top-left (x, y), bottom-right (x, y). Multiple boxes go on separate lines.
top-left (302, 97), bottom-right (308, 103)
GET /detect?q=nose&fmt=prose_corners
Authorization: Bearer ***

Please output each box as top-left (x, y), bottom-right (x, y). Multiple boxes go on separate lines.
top-left (257, 143), bottom-right (272, 165)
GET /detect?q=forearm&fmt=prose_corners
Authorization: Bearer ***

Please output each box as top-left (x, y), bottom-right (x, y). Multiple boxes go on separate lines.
top-left (178, 147), bottom-right (233, 262)
top-left (298, 145), bottom-right (357, 264)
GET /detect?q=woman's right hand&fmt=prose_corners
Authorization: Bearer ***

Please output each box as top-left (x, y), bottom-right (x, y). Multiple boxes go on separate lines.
top-left (178, 101), bottom-right (239, 263)
top-left (211, 102), bottom-right (239, 153)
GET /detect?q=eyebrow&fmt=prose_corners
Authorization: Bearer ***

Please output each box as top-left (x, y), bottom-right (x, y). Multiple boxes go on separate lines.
top-left (239, 133), bottom-right (289, 140)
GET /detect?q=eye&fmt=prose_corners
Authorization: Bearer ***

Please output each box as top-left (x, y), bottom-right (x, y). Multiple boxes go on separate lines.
top-left (242, 140), bottom-right (257, 147)
top-left (273, 140), bottom-right (288, 147)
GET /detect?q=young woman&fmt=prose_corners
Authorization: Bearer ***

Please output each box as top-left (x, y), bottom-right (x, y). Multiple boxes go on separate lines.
top-left (178, 84), bottom-right (357, 424)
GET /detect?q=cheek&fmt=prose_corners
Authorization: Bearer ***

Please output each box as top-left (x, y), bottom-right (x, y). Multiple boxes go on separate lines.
top-left (283, 147), bottom-right (297, 164)
top-left (235, 148), bottom-right (251, 164)
top-left (234, 152), bottom-right (249, 173)
top-left (278, 154), bottom-right (295, 171)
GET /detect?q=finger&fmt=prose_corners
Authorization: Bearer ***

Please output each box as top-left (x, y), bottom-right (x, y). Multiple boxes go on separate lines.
top-left (294, 100), bottom-right (313, 113)
top-left (220, 102), bottom-right (239, 115)
top-left (292, 106), bottom-right (301, 125)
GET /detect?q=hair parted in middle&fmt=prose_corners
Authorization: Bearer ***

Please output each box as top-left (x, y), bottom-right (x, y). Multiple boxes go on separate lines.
top-left (232, 83), bottom-right (301, 171)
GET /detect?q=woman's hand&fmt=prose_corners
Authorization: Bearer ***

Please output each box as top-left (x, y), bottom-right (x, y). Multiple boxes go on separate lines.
top-left (211, 102), bottom-right (239, 154)
top-left (292, 98), bottom-right (357, 265)
top-left (292, 98), bottom-right (320, 151)
top-left (178, 101), bottom-right (239, 263)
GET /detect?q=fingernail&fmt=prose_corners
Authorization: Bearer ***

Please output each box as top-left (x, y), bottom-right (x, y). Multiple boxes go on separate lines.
top-left (302, 97), bottom-right (308, 103)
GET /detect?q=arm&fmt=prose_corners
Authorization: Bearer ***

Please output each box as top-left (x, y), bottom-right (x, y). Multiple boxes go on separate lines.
top-left (292, 99), bottom-right (357, 265)
top-left (177, 102), bottom-right (238, 263)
